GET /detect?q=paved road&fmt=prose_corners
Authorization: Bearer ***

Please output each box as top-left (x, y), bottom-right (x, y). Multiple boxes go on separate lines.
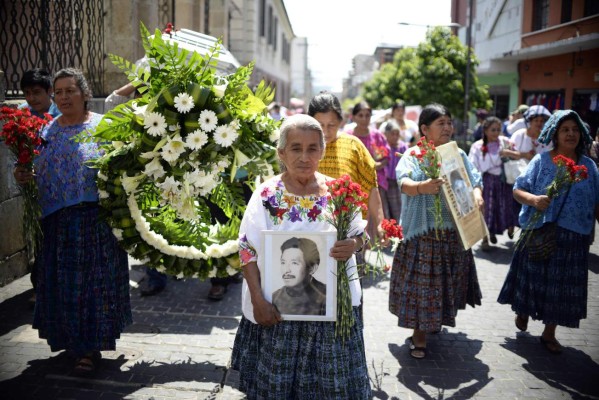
top-left (0, 228), bottom-right (598, 399)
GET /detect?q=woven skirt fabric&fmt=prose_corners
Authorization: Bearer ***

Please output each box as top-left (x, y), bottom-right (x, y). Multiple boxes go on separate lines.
top-left (32, 204), bottom-right (132, 356)
top-left (482, 173), bottom-right (518, 234)
top-left (497, 226), bottom-right (589, 328)
top-left (231, 307), bottom-right (371, 400)
top-left (379, 179), bottom-right (402, 221)
top-left (388, 229), bottom-right (482, 332)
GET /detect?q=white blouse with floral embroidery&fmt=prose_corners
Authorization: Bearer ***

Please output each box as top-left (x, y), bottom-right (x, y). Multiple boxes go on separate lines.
top-left (238, 175), bottom-right (368, 324)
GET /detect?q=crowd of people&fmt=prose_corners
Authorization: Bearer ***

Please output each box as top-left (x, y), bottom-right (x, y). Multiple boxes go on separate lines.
top-left (9, 65), bottom-right (599, 399)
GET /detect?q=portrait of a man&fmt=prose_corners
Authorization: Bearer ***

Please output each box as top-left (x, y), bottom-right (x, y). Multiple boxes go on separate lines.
top-left (271, 237), bottom-right (326, 316)
top-left (450, 169), bottom-right (474, 217)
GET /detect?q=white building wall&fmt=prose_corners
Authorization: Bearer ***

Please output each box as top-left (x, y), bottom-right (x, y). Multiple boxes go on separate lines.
top-left (470, 0), bottom-right (523, 74)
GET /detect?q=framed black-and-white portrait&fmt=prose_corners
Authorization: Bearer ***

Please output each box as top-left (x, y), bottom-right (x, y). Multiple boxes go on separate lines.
top-left (262, 230), bottom-right (337, 321)
top-left (437, 141), bottom-right (487, 250)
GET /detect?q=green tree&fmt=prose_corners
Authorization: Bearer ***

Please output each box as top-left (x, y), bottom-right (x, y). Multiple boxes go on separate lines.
top-left (362, 27), bottom-right (491, 119)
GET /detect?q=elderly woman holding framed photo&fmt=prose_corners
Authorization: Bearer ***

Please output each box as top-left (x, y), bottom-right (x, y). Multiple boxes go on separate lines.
top-left (231, 114), bottom-right (371, 399)
top-left (388, 103), bottom-right (484, 359)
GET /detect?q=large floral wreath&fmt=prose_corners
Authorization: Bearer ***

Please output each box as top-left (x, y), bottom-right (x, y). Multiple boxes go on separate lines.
top-left (78, 24), bottom-right (280, 279)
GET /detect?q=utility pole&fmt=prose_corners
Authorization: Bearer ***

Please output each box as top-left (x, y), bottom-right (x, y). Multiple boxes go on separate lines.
top-left (462, 0), bottom-right (474, 139)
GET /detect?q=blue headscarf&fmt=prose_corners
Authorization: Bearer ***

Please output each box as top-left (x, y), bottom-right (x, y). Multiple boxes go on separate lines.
top-left (537, 109), bottom-right (591, 146)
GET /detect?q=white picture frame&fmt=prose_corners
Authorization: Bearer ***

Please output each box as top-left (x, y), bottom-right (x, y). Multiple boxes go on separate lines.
top-left (262, 230), bottom-right (337, 321)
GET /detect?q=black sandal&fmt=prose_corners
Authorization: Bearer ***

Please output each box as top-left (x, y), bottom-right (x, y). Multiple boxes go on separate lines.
top-left (515, 314), bottom-right (528, 332)
top-left (73, 352), bottom-right (101, 376)
top-left (408, 337), bottom-right (427, 359)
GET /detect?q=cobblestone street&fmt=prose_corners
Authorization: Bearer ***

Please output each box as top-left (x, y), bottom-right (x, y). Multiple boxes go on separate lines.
top-left (0, 229), bottom-right (598, 399)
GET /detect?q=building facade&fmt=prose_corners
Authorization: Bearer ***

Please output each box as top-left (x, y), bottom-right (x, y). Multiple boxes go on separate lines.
top-left (452, 0), bottom-right (599, 133)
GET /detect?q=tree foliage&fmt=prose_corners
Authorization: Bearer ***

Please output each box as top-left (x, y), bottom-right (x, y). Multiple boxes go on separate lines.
top-left (362, 27), bottom-right (491, 119)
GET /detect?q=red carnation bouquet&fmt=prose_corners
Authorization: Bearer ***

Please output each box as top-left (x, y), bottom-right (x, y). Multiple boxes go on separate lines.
top-left (325, 174), bottom-right (368, 340)
top-left (1, 107), bottom-right (52, 259)
top-left (411, 138), bottom-right (443, 238)
top-left (516, 154), bottom-right (588, 250)
top-left (374, 218), bottom-right (404, 273)
top-left (372, 144), bottom-right (389, 161)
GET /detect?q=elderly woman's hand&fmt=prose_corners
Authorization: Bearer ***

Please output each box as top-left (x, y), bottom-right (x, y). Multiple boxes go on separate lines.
top-left (252, 297), bottom-right (282, 327)
top-left (531, 194), bottom-right (551, 212)
top-left (329, 239), bottom-right (357, 262)
top-left (13, 166), bottom-right (34, 185)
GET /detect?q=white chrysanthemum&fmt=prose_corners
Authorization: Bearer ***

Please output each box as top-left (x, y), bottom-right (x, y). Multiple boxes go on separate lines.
top-left (144, 157), bottom-right (166, 179)
top-left (174, 92), bottom-right (194, 114)
top-left (269, 128), bottom-right (280, 143)
top-left (98, 189), bottom-right (109, 199)
top-left (168, 123), bottom-right (181, 132)
top-left (144, 111), bottom-right (168, 137)
top-left (186, 129), bottom-right (208, 150)
top-left (208, 268), bottom-right (217, 278)
top-left (198, 109), bottom-right (218, 132)
top-left (213, 124), bottom-right (238, 148)
top-left (226, 265), bottom-right (239, 276)
top-left (112, 228), bottom-right (124, 241)
top-left (160, 134), bottom-right (186, 163)
top-left (217, 157), bottom-right (231, 170)
top-left (97, 171), bottom-right (108, 181)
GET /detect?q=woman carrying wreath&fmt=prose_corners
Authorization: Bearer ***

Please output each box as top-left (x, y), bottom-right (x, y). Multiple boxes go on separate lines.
top-left (13, 68), bottom-right (132, 375)
top-left (497, 110), bottom-right (599, 354)
top-left (231, 114), bottom-right (371, 399)
top-left (388, 104), bottom-right (484, 359)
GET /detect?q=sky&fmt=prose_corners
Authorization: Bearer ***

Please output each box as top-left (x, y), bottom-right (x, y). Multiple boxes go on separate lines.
top-left (283, 0), bottom-right (454, 93)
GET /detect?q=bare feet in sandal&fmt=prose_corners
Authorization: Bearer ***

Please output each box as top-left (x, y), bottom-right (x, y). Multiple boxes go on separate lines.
top-left (409, 330), bottom-right (427, 359)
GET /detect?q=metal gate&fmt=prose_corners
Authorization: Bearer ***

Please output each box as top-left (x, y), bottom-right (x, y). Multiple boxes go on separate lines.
top-left (0, 0), bottom-right (105, 98)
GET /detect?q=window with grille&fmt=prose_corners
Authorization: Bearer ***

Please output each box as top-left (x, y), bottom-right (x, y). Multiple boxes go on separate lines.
top-left (532, 0), bottom-right (549, 31)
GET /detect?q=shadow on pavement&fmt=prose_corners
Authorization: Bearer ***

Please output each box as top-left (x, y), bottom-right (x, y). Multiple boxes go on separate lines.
top-left (0, 351), bottom-right (224, 399)
top-left (471, 241), bottom-right (515, 264)
top-left (588, 252), bottom-right (599, 274)
top-left (387, 331), bottom-right (493, 400)
top-left (501, 336), bottom-right (599, 399)
top-left (125, 275), bottom-right (243, 335)
top-left (0, 289), bottom-right (33, 337)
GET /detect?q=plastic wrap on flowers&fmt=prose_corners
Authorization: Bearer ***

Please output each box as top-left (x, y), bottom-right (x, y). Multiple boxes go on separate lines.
top-left (77, 23), bottom-right (280, 278)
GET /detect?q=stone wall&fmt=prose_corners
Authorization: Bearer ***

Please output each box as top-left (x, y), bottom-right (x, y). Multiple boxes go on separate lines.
top-left (0, 95), bottom-right (29, 287)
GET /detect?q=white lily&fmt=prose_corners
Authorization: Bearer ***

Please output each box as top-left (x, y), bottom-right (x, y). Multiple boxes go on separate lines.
top-left (121, 173), bottom-right (146, 194)
top-left (213, 81), bottom-right (228, 98)
top-left (233, 148), bottom-right (253, 167)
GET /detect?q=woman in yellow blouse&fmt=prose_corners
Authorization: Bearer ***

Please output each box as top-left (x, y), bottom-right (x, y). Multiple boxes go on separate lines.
top-left (308, 91), bottom-right (385, 250)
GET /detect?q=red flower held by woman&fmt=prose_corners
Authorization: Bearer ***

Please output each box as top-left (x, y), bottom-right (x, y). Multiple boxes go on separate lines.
top-left (1, 106), bottom-right (52, 260)
top-left (325, 174), bottom-right (368, 339)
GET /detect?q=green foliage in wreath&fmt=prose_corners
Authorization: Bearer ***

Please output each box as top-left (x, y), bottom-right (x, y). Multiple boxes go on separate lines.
top-left (77, 23), bottom-right (280, 279)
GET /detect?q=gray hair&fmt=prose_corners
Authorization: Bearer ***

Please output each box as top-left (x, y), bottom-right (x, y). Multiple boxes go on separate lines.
top-left (53, 68), bottom-right (93, 110)
top-left (277, 114), bottom-right (325, 151)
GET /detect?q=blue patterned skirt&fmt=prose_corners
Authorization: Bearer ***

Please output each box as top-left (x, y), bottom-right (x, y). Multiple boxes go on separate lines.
top-left (389, 229), bottom-right (482, 332)
top-left (32, 204), bottom-right (132, 356)
top-left (231, 308), bottom-right (371, 400)
top-left (497, 226), bottom-right (589, 328)
top-left (482, 173), bottom-right (518, 234)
